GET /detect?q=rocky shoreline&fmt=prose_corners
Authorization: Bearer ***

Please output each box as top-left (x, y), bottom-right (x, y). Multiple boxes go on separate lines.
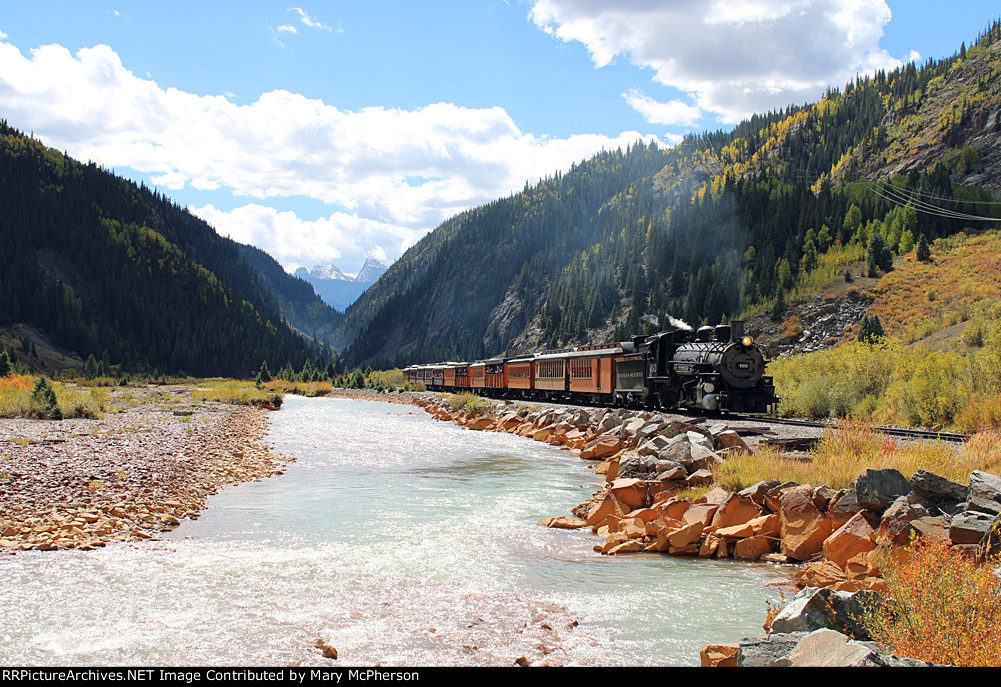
top-left (0, 385), bottom-right (293, 551)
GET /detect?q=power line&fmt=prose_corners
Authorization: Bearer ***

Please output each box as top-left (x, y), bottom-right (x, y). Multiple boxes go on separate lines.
top-left (866, 181), bottom-right (1001, 222)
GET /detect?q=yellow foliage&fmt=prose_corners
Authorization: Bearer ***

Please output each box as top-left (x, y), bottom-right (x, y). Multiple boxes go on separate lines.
top-left (863, 536), bottom-right (1001, 667)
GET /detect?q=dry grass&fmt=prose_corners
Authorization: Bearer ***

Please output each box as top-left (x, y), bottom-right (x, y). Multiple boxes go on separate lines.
top-left (714, 420), bottom-right (999, 491)
top-left (191, 379), bottom-right (283, 407)
top-left (261, 379), bottom-right (332, 397)
top-left (449, 391), bottom-right (487, 415)
top-left (0, 375), bottom-right (110, 419)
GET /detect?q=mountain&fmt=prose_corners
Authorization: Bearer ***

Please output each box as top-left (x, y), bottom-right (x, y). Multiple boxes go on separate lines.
top-left (295, 259), bottom-right (388, 312)
top-left (0, 121), bottom-right (340, 377)
top-left (337, 21), bottom-right (1001, 369)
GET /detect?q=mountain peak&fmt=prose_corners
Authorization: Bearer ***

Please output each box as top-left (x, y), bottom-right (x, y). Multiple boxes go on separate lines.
top-left (356, 258), bottom-right (388, 284)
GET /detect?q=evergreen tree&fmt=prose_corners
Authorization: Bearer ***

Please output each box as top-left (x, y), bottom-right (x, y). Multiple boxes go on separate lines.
top-left (858, 314), bottom-right (886, 344)
top-left (916, 233), bottom-right (932, 262)
top-left (867, 231), bottom-right (893, 276)
top-left (31, 377), bottom-right (62, 420)
top-left (771, 286), bottom-right (786, 321)
top-left (0, 349), bottom-right (11, 378)
top-left (256, 360), bottom-right (272, 386)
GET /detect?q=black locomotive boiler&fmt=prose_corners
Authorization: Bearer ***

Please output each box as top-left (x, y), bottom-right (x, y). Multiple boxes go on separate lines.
top-left (614, 322), bottom-right (777, 414)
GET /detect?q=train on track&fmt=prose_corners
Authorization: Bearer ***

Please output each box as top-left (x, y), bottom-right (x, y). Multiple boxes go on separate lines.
top-left (403, 321), bottom-right (779, 414)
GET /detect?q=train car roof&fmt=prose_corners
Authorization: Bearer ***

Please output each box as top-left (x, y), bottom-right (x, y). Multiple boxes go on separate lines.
top-left (534, 347), bottom-right (623, 361)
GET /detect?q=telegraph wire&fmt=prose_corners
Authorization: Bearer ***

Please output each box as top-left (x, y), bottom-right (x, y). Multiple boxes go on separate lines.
top-left (868, 181), bottom-right (1001, 222)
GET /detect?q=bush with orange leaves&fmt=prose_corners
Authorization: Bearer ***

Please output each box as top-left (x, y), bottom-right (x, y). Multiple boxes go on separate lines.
top-left (862, 534), bottom-right (1001, 667)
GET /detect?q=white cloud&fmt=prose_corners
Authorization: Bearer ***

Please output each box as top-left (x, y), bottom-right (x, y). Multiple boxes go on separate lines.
top-left (287, 7), bottom-right (331, 32)
top-left (622, 88), bottom-right (701, 126)
top-left (530, 0), bottom-right (904, 122)
top-left (0, 38), bottom-right (658, 271)
top-left (276, 24), bottom-right (298, 34)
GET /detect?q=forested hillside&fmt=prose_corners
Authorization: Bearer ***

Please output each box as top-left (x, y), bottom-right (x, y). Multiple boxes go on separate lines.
top-left (0, 122), bottom-right (340, 377)
top-left (339, 21), bottom-right (1001, 369)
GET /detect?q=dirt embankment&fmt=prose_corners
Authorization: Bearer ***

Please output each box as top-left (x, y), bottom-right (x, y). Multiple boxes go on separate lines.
top-left (0, 386), bottom-right (293, 551)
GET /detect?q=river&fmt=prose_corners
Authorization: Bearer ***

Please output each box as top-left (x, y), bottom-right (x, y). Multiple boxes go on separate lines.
top-left (1, 395), bottom-right (786, 666)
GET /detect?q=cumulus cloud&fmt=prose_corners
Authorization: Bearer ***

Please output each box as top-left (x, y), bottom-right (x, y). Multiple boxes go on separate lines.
top-left (0, 38), bottom-right (658, 271)
top-left (622, 88), bottom-right (701, 126)
top-left (530, 0), bottom-right (905, 122)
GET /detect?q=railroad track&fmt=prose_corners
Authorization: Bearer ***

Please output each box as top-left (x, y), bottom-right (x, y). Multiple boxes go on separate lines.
top-left (729, 414), bottom-right (970, 443)
top-left (464, 391), bottom-right (972, 444)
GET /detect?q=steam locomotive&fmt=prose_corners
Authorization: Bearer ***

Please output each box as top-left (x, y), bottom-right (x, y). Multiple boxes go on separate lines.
top-left (403, 321), bottom-right (778, 414)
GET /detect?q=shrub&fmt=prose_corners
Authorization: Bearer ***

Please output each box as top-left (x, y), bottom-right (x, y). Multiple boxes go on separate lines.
top-left (449, 391), bottom-right (485, 415)
top-left (862, 535), bottom-right (1001, 666)
top-left (31, 377), bottom-right (62, 420)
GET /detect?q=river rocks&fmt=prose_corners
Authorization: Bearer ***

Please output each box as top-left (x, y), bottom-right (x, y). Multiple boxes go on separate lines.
top-left (909, 469), bottom-right (969, 506)
top-left (770, 586), bottom-right (878, 639)
top-left (854, 468), bottom-right (911, 513)
top-left (538, 516), bottom-right (586, 529)
top-left (967, 470), bottom-right (1001, 516)
top-left (0, 386), bottom-right (294, 552)
top-left (949, 510), bottom-right (998, 545)
top-left (735, 628), bottom-right (940, 667)
top-left (823, 511), bottom-right (877, 568)
top-left (701, 643), bottom-right (740, 667)
top-left (779, 485), bottom-right (833, 561)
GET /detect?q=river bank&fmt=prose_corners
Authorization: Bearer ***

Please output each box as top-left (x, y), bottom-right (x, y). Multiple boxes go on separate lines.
top-left (0, 385), bottom-right (292, 551)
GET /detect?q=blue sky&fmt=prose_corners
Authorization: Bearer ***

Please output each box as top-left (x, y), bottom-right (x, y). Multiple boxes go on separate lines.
top-left (1, 1), bottom-right (998, 275)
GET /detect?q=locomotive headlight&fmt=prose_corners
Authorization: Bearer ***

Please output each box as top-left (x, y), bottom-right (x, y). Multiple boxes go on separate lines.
top-left (742, 335), bottom-right (754, 347)
top-left (703, 382), bottom-right (715, 393)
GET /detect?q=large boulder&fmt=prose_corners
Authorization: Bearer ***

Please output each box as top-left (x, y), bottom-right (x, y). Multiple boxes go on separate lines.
top-left (967, 470), bottom-right (1001, 516)
top-left (824, 510), bottom-right (876, 568)
top-left (659, 435), bottom-right (692, 464)
top-left (949, 510), bottom-right (998, 545)
top-left (608, 478), bottom-right (648, 511)
top-left (827, 489), bottom-right (857, 529)
top-left (854, 469), bottom-right (910, 514)
top-left (733, 535), bottom-right (773, 560)
top-left (780, 485), bottom-right (833, 561)
top-left (688, 443), bottom-right (725, 473)
top-left (909, 469), bottom-right (969, 506)
top-left (710, 493), bottom-right (763, 531)
top-left (736, 634), bottom-right (806, 667)
top-left (713, 429), bottom-right (749, 453)
top-left (738, 480), bottom-right (782, 510)
top-left (769, 586), bottom-right (879, 640)
top-left (700, 643), bottom-right (739, 667)
top-left (775, 629), bottom-right (882, 668)
top-left (580, 435), bottom-right (622, 461)
top-left (874, 496), bottom-right (928, 546)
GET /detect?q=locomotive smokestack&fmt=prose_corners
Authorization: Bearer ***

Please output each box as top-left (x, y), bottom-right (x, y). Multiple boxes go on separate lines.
top-left (730, 320), bottom-right (745, 343)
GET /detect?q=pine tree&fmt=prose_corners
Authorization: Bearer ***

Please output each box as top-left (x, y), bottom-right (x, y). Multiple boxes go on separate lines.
top-left (858, 314), bottom-right (886, 344)
top-left (916, 234), bottom-right (932, 262)
top-left (771, 286), bottom-right (786, 321)
top-left (867, 231), bottom-right (893, 276)
top-left (83, 354), bottom-right (98, 379)
top-left (31, 377), bottom-right (62, 420)
top-left (0, 349), bottom-right (11, 378)
top-left (256, 360), bottom-right (272, 386)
